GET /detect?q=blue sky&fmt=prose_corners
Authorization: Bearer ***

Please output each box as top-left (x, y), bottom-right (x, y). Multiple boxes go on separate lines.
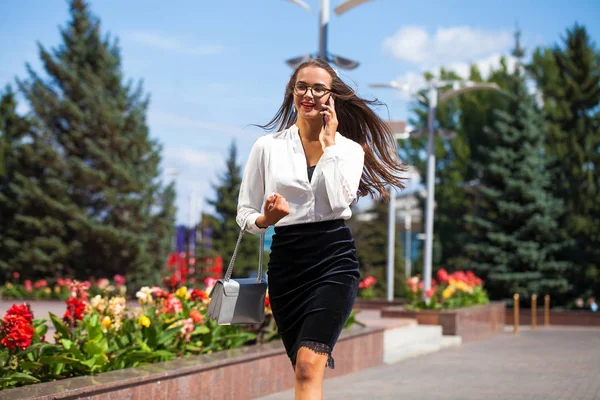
top-left (1, 0), bottom-right (599, 224)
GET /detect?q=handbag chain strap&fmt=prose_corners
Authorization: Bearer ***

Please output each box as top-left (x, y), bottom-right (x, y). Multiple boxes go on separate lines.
top-left (224, 219), bottom-right (265, 282)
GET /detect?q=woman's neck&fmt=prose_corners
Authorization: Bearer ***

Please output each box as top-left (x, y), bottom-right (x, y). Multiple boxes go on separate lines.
top-left (295, 117), bottom-right (321, 141)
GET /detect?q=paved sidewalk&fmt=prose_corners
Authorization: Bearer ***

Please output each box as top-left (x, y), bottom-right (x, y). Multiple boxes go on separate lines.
top-left (257, 326), bottom-right (600, 400)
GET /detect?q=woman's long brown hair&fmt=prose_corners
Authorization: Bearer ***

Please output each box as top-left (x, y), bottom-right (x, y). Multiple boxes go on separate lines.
top-left (256, 58), bottom-right (407, 201)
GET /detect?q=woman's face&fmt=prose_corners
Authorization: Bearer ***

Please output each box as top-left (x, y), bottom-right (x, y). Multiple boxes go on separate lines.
top-left (293, 66), bottom-right (333, 121)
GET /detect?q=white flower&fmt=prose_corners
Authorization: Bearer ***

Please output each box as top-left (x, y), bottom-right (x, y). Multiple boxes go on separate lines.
top-left (90, 295), bottom-right (106, 313)
top-left (136, 286), bottom-right (154, 305)
top-left (108, 296), bottom-right (126, 320)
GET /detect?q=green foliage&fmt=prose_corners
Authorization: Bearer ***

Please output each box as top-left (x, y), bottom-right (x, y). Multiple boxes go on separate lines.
top-left (207, 141), bottom-right (260, 278)
top-left (464, 66), bottom-right (570, 301)
top-left (0, 0), bottom-right (175, 288)
top-left (528, 24), bottom-right (600, 302)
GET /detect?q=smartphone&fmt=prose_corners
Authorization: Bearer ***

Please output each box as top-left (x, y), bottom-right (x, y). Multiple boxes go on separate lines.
top-left (322, 95), bottom-right (331, 127)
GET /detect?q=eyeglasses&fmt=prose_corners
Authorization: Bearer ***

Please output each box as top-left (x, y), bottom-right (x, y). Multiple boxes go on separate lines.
top-left (293, 83), bottom-right (332, 98)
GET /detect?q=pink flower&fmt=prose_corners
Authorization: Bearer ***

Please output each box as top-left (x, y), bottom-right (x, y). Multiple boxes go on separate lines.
top-left (113, 275), bottom-right (126, 287)
top-left (163, 294), bottom-right (183, 314)
top-left (424, 288), bottom-right (436, 298)
top-left (204, 278), bottom-right (218, 293)
top-left (151, 286), bottom-right (168, 299)
top-left (24, 280), bottom-right (32, 293)
top-left (97, 278), bottom-right (110, 290)
top-left (177, 318), bottom-right (194, 342)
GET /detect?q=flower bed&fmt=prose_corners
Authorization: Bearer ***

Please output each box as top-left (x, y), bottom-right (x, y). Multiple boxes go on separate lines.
top-left (1, 273), bottom-right (127, 301)
top-left (405, 269), bottom-right (490, 311)
top-left (381, 269), bottom-right (503, 342)
top-left (0, 325), bottom-right (383, 400)
top-left (0, 276), bottom-right (361, 391)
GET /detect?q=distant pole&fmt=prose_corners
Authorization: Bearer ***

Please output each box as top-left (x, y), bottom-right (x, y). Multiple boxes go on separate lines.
top-left (405, 215), bottom-right (412, 278)
top-left (531, 294), bottom-right (537, 331)
top-left (544, 295), bottom-right (550, 326)
top-left (318, 0), bottom-right (329, 59)
top-left (386, 186), bottom-right (396, 301)
top-left (513, 293), bottom-right (520, 335)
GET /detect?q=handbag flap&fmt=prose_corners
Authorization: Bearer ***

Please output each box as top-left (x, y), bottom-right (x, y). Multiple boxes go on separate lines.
top-left (222, 278), bottom-right (267, 296)
top-left (222, 279), bottom-right (241, 296)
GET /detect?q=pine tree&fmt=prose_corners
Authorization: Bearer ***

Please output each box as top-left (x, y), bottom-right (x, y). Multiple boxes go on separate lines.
top-left (207, 141), bottom-right (260, 278)
top-left (5, 0), bottom-right (175, 287)
top-left (0, 86), bottom-right (34, 278)
top-left (465, 64), bottom-right (570, 302)
top-left (528, 24), bottom-right (600, 301)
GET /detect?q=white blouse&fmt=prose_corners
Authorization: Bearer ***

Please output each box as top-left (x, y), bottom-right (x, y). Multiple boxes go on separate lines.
top-left (236, 124), bottom-right (365, 235)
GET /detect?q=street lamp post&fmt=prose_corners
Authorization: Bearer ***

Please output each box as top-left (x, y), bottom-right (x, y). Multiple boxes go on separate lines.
top-left (370, 79), bottom-right (500, 299)
top-left (384, 129), bottom-right (411, 301)
top-left (283, 0), bottom-right (374, 69)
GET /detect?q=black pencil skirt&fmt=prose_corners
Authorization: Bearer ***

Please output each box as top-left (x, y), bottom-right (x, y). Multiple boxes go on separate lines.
top-left (267, 219), bottom-right (360, 369)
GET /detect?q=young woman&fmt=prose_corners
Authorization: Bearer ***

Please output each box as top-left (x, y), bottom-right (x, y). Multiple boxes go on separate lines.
top-left (237, 58), bottom-right (406, 399)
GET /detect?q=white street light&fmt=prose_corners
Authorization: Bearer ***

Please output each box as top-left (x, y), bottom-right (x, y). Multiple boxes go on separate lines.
top-left (334, 0), bottom-right (376, 15)
top-left (283, 0), bottom-right (373, 69)
top-left (285, 0), bottom-right (313, 13)
top-left (371, 79), bottom-right (500, 301)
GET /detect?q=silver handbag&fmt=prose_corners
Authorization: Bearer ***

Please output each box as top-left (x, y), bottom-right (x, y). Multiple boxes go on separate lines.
top-left (206, 221), bottom-right (267, 325)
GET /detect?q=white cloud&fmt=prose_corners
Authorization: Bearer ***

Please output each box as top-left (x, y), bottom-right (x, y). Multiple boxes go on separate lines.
top-left (383, 25), bottom-right (513, 66)
top-left (123, 31), bottom-right (224, 56)
top-left (381, 25), bottom-right (519, 96)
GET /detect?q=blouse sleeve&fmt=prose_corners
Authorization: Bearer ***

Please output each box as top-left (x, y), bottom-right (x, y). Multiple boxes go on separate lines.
top-left (320, 140), bottom-right (365, 212)
top-left (236, 137), bottom-right (269, 235)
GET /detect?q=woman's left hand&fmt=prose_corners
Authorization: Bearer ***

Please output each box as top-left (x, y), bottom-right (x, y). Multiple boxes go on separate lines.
top-left (319, 94), bottom-right (338, 149)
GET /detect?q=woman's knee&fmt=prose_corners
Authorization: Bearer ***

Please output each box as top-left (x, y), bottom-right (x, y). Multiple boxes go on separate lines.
top-left (295, 349), bottom-right (326, 383)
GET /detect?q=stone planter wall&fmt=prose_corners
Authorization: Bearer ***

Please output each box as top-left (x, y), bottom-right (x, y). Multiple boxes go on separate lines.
top-left (505, 310), bottom-right (600, 327)
top-left (0, 326), bottom-right (383, 400)
top-left (353, 298), bottom-right (406, 310)
top-left (381, 302), bottom-right (506, 343)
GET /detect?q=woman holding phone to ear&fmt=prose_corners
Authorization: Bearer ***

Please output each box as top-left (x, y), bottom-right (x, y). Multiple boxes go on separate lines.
top-left (237, 58), bottom-right (406, 400)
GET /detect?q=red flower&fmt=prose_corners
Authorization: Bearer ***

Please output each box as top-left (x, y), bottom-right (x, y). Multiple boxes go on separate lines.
top-left (190, 289), bottom-right (208, 302)
top-left (452, 271), bottom-right (468, 284)
top-left (5, 304), bottom-right (33, 323)
top-left (466, 271), bottom-right (482, 286)
top-left (0, 314), bottom-right (34, 350)
top-left (437, 269), bottom-right (449, 284)
top-left (24, 280), bottom-right (32, 293)
top-left (265, 292), bottom-right (271, 309)
top-left (189, 309), bottom-right (204, 324)
top-left (63, 298), bottom-right (85, 322)
top-left (34, 279), bottom-right (48, 289)
top-left (12, 272), bottom-right (20, 280)
top-left (424, 288), bottom-right (436, 298)
top-left (359, 276), bottom-right (377, 289)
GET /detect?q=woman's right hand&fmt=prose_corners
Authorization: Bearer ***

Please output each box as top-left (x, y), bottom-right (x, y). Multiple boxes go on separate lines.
top-left (256, 193), bottom-right (289, 228)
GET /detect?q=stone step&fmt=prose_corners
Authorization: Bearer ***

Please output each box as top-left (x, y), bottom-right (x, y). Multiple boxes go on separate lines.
top-left (355, 309), bottom-right (418, 330)
top-left (383, 325), bottom-right (447, 364)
